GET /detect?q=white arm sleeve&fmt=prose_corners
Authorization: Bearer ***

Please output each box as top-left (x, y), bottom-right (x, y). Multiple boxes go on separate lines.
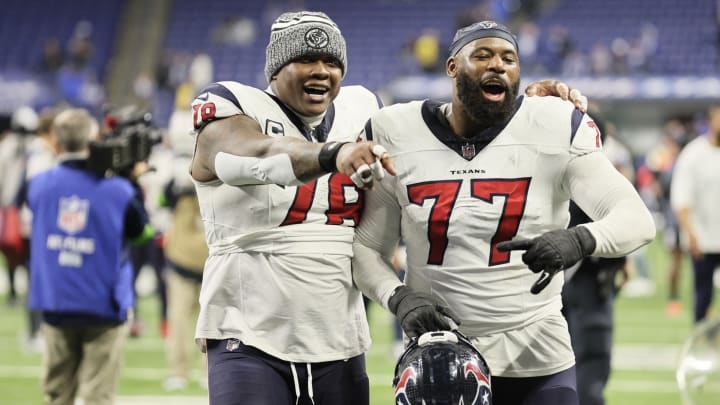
top-left (566, 152), bottom-right (656, 257)
top-left (352, 176), bottom-right (404, 310)
top-left (215, 151), bottom-right (302, 186)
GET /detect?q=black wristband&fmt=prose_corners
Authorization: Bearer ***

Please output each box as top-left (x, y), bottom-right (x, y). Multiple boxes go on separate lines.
top-left (388, 285), bottom-right (408, 315)
top-left (318, 141), bottom-right (349, 173)
top-left (570, 226), bottom-right (597, 256)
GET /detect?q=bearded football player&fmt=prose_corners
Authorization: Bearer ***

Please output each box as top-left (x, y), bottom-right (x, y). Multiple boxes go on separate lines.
top-left (352, 20), bottom-right (655, 405)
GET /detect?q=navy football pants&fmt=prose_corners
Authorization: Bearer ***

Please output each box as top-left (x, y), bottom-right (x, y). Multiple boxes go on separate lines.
top-left (693, 253), bottom-right (720, 323)
top-left (206, 339), bottom-right (369, 405)
top-left (491, 366), bottom-right (578, 405)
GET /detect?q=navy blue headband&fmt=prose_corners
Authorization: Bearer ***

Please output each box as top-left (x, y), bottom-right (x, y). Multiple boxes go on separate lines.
top-left (449, 20), bottom-right (518, 56)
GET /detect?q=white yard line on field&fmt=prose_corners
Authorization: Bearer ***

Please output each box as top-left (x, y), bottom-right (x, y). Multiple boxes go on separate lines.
top-left (0, 343), bottom-right (683, 381)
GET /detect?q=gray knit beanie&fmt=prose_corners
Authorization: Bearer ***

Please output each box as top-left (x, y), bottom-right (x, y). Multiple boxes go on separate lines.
top-left (265, 11), bottom-right (347, 83)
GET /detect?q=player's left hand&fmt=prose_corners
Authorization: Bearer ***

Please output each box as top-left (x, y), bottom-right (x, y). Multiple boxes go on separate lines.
top-left (388, 285), bottom-right (461, 338)
top-left (497, 227), bottom-right (597, 294)
top-left (525, 79), bottom-right (588, 112)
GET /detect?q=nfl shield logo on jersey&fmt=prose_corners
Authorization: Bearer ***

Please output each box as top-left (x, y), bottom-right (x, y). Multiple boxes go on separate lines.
top-left (462, 143), bottom-right (477, 160)
top-left (57, 195), bottom-right (89, 234)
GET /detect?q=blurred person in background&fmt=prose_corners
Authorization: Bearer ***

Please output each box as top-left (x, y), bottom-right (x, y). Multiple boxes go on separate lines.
top-left (0, 107), bottom-right (37, 307)
top-left (126, 134), bottom-right (171, 339)
top-left (26, 108), bottom-right (152, 405)
top-left (646, 119), bottom-right (693, 315)
top-left (163, 89), bottom-right (209, 391)
top-left (38, 37), bottom-right (64, 76)
top-left (412, 29), bottom-right (443, 74)
top-left (671, 104), bottom-right (720, 324)
top-left (622, 156), bottom-right (659, 299)
top-left (352, 20), bottom-right (654, 404)
top-left (18, 107), bottom-right (60, 352)
top-left (561, 110), bottom-right (634, 405)
top-left (24, 108), bottom-right (60, 178)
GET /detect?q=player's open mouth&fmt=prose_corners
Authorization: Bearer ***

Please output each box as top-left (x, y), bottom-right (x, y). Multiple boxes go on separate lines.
top-left (480, 81), bottom-right (506, 102)
top-left (304, 85), bottom-right (329, 98)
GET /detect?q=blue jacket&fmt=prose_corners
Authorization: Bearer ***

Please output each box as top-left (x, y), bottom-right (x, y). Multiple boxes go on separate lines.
top-left (27, 160), bottom-right (146, 322)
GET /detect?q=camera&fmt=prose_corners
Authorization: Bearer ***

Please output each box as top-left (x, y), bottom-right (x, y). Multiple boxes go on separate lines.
top-left (88, 106), bottom-right (162, 175)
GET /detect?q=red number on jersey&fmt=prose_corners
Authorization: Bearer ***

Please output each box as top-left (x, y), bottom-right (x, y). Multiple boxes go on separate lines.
top-left (326, 174), bottom-right (364, 225)
top-left (471, 178), bottom-right (531, 265)
top-left (281, 173), bottom-right (364, 226)
top-left (192, 102), bottom-right (217, 129)
top-left (587, 121), bottom-right (601, 148)
top-left (407, 180), bottom-right (462, 265)
top-left (408, 178), bottom-right (531, 266)
top-left (281, 182), bottom-right (317, 225)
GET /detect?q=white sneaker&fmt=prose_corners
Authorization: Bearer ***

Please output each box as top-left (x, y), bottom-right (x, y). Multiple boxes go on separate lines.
top-left (163, 376), bottom-right (188, 391)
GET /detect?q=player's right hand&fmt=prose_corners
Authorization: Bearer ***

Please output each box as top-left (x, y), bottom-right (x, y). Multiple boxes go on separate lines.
top-left (335, 142), bottom-right (396, 189)
top-left (388, 285), bottom-right (461, 338)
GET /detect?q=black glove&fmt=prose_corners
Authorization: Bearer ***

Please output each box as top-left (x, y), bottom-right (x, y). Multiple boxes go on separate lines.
top-left (388, 285), bottom-right (461, 339)
top-left (497, 227), bottom-right (596, 294)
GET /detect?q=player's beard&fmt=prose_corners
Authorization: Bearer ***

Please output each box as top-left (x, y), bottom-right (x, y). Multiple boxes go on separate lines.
top-left (456, 71), bottom-right (520, 129)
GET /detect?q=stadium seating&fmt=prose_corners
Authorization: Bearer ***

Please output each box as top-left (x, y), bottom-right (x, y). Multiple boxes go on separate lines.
top-left (0, 0), bottom-right (122, 77)
top-left (533, 0), bottom-right (718, 75)
top-left (0, 0), bottom-right (717, 123)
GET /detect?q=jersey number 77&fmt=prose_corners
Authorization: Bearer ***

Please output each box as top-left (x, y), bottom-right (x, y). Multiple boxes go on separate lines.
top-left (407, 178), bottom-right (531, 266)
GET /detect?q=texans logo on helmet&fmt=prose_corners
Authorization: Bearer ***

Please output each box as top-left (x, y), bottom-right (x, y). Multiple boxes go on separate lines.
top-left (464, 362), bottom-right (492, 405)
top-left (394, 367), bottom-right (416, 405)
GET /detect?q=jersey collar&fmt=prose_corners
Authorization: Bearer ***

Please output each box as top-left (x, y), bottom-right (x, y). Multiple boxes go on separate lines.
top-left (421, 96), bottom-right (523, 160)
top-left (265, 92), bottom-right (336, 142)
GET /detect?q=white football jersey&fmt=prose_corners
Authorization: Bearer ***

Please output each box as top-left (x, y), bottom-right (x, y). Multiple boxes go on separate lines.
top-left (357, 96), bottom-right (605, 376)
top-left (191, 81), bottom-right (380, 362)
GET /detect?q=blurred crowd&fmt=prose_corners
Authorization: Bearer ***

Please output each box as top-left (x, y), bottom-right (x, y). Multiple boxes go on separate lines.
top-left (400, 1), bottom-right (659, 77)
top-left (34, 21), bottom-right (105, 113)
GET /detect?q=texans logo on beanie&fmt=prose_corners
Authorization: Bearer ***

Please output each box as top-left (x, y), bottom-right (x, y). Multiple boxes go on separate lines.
top-left (264, 11), bottom-right (347, 83)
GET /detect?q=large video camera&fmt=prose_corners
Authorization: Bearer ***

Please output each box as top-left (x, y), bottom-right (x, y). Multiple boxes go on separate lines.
top-left (88, 106), bottom-right (162, 175)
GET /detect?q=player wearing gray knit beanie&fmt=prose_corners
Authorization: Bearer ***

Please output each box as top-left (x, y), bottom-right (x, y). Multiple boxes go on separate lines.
top-left (265, 11), bottom-right (347, 83)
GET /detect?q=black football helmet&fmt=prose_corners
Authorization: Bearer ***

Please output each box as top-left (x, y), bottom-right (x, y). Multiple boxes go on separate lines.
top-left (393, 330), bottom-right (492, 405)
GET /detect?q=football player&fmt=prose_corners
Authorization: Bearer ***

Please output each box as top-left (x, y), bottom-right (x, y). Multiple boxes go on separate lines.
top-left (352, 21), bottom-right (655, 404)
top-left (190, 11), bottom-right (591, 405)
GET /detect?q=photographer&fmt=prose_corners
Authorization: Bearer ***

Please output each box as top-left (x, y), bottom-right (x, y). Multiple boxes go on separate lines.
top-left (26, 108), bottom-right (153, 405)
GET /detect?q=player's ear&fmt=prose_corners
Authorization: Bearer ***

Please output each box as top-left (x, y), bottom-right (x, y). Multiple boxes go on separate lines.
top-left (446, 57), bottom-right (457, 78)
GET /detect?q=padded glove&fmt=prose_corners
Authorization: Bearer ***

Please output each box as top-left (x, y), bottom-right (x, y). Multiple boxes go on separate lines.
top-left (388, 285), bottom-right (461, 339)
top-left (497, 227), bottom-right (596, 293)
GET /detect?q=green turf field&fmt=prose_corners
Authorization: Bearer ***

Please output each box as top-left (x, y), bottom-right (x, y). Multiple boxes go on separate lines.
top-left (0, 237), bottom-right (712, 404)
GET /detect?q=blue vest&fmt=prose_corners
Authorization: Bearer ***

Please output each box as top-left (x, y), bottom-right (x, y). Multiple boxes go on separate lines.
top-left (27, 164), bottom-right (136, 321)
